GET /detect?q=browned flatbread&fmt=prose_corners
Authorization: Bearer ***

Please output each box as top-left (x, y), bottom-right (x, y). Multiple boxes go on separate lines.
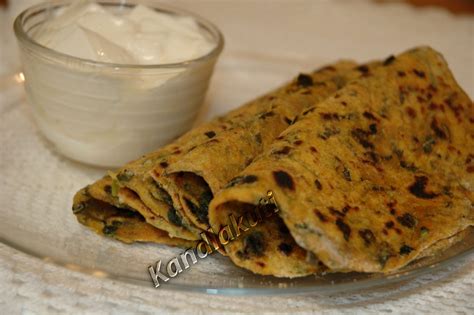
top-left (157, 62), bottom-right (384, 231)
top-left (210, 46), bottom-right (474, 273)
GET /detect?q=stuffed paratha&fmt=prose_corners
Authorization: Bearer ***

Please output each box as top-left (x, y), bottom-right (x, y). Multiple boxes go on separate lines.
top-left (210, 47), bottom-right (473, 273)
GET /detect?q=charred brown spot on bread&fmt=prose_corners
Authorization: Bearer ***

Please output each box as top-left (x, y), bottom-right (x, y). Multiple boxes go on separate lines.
top-left (329, 207), bottom-right (346, 218)
top-left (400, 160), bottom-right (418, 172)
top-left (343, 205), bottom-right (356, 213)
top-left (364, 151), bottom-right (380, 164)
top-left (408, 176), bottom-right (439, 199)
top-left (340, 166), bottom-right (352, 181)
top-left (102, 225), bottom-right (118, 236)
top-left (466, 154), bottom-right (473, 164)
top-left (399, 245), bottom-right (414, 255)
top-left (273, 170), bottom-right (295, 190)
top-left (397, 213), bottom-right (418, 228)
top-left (273, 146), bottom-right (291, 155)
top-left (204, 131), bottom-right (216, 138)
top-left (356, 65), bottom-right (369, 74)
top-left (397, 71), bottom-right (406, 77)
top-left (371, 184), bottom-right (384, 191)
top-left (159, 161), bottom-right (169, 168)
top-left (369, 124), bottom-right (377, 135)
top-left (363, 111), bottom-right (377, 120)
top-left (442, 186), bottom-right (453, 197)
top-left (359, 229), bottom-right (375, 246)
top-left (392, 146), bottom-right (403, 159)
top-left (430, 118), bottom-right (449, 139)
top-left (314, 179), bottom-right (322, 190)
top-left (241, 175), bottom-right (258, 184)
top-left (405, 107), bottom-right (417, 118)
top-left (302, 107), bottom-right (316, 116)
top-left (284, 116), bottom-right (292, 124)
top-left (445, 97), bottom-right (464, 119)
top-left (256, 261), bottom-right (266, 268)
top-left (244, 157), bottom-right (253, 167)
top-left (383, 55), bottom-right (396, 66)
top-left (259, 111), bottom-right (275, 119)
top-left (387, 201), bottom-right (397, 215)
top-left (296, 73), bottom-right (313, 87)
top-left (314, 209), bottom-right (328, 222)
top-left (226, 175), bottom-right (258, 187)
top-left (254, 133), bottom-right (262, 144)
top-left (243, 232), bottom-right (266, 257)
top-left (385, 221), bottom-right (395, 229)
top-left (319, 127), bottom-right (340, 140)
top-left (413, 69), bottom-right (426, 78)
top-left (103, 221), bottom-right (122, 236)
top-left (429, 102), bottom-right (439, 111)
top-left (104, 185), bottom-right (112, 195)
top-left (278, 242), bottom-right (293, 256)
top-left (294, 140), bottom-right (303, 146)
top-left (310, 146), bottom-right (318, 153)
top-left (335, 218), bottom-right (351, 241)
top-left (351, 128), bottom-right (374, 149)
top-left (320, 112), bottom-right (341, 120)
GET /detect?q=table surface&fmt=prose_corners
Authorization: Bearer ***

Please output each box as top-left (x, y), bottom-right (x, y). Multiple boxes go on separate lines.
top-left (0, 1), bottom-right (473, 314)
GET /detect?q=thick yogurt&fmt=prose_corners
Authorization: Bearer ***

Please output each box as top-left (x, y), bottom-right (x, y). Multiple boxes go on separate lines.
top-left (15, 1), bottom-right (222, 167)
top-left (34, 1), bottom-right (216, 65)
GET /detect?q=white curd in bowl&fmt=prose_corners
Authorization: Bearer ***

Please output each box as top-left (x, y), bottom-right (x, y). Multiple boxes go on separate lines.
top-left (14, 0), bottom-right (223, 167)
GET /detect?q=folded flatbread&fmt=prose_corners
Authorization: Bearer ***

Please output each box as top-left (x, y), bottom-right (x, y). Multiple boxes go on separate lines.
top-left (73, 185), bottom-right (196, 248)
top-left (72, 60), bottom-right (363, 246)
top-left (209, 46), bottom-right (474, 273)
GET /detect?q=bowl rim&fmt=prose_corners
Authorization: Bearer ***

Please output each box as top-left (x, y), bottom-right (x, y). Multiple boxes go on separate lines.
top-left (13, 0), bottom-right (225, 69)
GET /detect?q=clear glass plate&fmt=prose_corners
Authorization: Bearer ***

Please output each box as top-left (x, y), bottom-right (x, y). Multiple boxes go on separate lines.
top-left (0, 53), bottom-right (472, 296)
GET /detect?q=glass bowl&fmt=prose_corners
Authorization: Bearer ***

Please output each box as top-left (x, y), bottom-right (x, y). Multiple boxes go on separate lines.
top-left (14, 0), bottom-right (224, 168)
